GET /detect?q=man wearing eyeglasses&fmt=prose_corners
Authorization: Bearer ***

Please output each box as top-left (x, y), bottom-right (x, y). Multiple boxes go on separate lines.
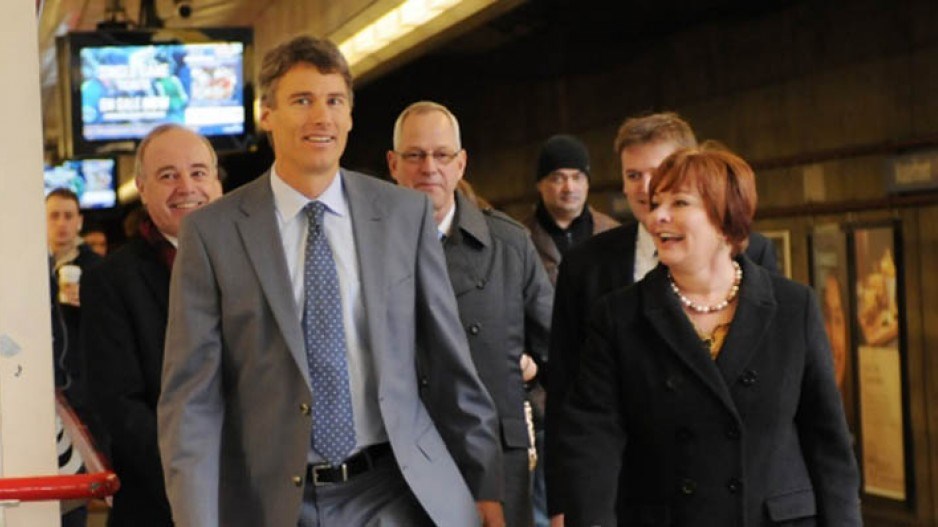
top-left (388, 101), bottom-right (554, 527)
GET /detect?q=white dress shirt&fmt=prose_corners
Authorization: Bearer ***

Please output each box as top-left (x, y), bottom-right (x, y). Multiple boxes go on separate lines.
top-left (634, 222), bottom-right (658, 282)
top-left (438, 200), bottom-right (457, 239)
top-left (269, 166), bottom-right (387, 461)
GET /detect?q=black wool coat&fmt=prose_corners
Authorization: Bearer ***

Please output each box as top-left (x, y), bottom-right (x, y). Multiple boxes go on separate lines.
top-left (559, 256), bottom-right (860, 526)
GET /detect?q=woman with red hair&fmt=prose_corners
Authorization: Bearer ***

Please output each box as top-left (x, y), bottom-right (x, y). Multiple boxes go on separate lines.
top-left (558, 143), bottom-right (860, 526)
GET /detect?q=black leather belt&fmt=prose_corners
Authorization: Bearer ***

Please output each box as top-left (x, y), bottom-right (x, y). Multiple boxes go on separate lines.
top-left (307, 443), bottom-right (392, 486)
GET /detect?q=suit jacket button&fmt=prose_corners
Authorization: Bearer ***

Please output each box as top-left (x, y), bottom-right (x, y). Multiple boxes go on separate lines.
top-left (476, 280), bottom-right (486, 289)
top-left (292, 475), bottom-right (303, 487)
top-left (468, 323), bottom-right (481, 335)
top-left (299, 403), bottom-right (311, 416)
top-left (739, 369), bottom-right (758, 386)
top-left (680, 478), bottom-right (697, 495)
top-left (727, 478), bottom-right (742, 493)
top-left (420, 376), bottom-right (429, 387)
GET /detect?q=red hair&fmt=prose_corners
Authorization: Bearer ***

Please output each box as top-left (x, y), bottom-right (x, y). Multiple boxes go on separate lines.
top-left (649, 142), bottom-right (757, 255)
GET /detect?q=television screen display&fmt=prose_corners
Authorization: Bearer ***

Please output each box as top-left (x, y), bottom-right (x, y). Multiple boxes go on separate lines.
top-left (44, 158), bottom-right (118, 209)
top-left (60, 28), bottom-right (253, 156)
top-left (80, 42), bottom-right (245, 140)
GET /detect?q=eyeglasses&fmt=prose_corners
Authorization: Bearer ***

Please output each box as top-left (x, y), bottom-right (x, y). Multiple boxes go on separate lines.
top-left (395, 150), bottom-right (462, 165)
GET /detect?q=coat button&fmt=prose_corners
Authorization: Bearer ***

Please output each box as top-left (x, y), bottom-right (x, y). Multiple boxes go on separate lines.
top-left (468, 323), bottom-right (481, 335)
top-left (680, 478), bottom-right (697, 495)
top-left (727, 478), bottom-right (742, 493)
top-left (665, 375), bottom-right (682, 391)
top-left (476, 280), bottom-right (486, 289)
top-left (725, 424), bottom-right (740, 439)
top-left (292, 475), bottom-right (303, 487)
top-left (299, 403), bottom-right (311, 416)
top-left (739, 369), bottom-right (758, 386)
top-left (420, 376), bottom-right (429, 387)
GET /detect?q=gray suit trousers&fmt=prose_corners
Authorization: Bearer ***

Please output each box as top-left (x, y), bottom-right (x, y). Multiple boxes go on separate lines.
top-left (298, 455), bottom-right (433, 527)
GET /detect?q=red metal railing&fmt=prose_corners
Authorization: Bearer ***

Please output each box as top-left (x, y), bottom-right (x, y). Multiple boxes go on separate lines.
top-left (0, 391), bottom-right (119, 503)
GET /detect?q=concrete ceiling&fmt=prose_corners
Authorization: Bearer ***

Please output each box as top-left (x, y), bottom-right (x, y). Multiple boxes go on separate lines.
top-left (35, 0), bottom-right (522, 156)
top-left (36, 0), bottom-right (795, 157)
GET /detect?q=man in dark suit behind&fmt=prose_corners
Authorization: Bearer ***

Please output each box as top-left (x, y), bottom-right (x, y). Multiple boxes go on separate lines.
top-left (158, 36), bottom-right (503, 527)
top-left (545, 112), bottom-right (778, 525)
top-left (388, 101), bottom-right (554, 527)
top-left (81, 124), bottom-right (224, 526)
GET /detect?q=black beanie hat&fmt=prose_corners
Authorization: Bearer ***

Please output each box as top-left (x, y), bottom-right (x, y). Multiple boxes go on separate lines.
top-left (536, 134), bottom-right (590, 182)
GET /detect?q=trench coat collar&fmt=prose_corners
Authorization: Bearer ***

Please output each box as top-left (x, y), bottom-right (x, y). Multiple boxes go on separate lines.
top-left (451, 191), bottom-right (492, 248)
top-left (445, 191), bottom-right (493, 296)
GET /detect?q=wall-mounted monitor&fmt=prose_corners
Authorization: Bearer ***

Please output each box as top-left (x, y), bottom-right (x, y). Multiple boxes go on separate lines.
top-left (58, 27), bottom-right (254, 157)
top-left (44, 158), bottom-right (118, 209)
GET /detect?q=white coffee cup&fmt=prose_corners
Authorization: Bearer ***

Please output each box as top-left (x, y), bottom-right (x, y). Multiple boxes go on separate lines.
top-left (58, 264), bottom-right (82, 305)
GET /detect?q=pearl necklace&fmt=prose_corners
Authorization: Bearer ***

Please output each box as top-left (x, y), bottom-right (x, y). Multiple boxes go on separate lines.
top-left (668, 261), bottom-right (743, 314)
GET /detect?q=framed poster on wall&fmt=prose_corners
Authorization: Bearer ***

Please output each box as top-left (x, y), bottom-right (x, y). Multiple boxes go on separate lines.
top-left (809, 225), bottom-right (854, 430)
top-left (848, 221), bottom-right (910, 503)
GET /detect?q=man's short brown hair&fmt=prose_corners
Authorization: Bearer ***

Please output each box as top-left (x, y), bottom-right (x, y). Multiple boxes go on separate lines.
top-left (259, 35), bottom-right (353, 108)
top-left (649, 142), bottom-right (757, 256)
top-left (613, 112), bottom-right (697, 155)
top-left (45, 187), bottom-right (81, 209)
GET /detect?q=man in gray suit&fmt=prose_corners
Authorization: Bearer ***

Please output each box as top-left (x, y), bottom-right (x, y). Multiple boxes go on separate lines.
top-left (158, 36), bottom-right (504, 527)
top-left (388, 101), bottom-right (554, 527)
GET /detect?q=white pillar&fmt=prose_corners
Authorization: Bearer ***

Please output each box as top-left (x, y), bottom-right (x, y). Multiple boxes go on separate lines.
top-left (0, 0), bottom-right (61, 525)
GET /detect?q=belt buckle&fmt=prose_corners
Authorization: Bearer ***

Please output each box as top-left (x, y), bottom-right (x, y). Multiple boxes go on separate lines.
top-left (311, 463), bottom-right (348, 486)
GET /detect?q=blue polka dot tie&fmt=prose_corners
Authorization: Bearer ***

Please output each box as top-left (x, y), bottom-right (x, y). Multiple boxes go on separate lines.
top-left (303, 202), bottom-right (355, 466)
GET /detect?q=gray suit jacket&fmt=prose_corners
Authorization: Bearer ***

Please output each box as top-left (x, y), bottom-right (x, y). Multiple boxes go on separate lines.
top-left (158, 170), bottom-right (501, 527)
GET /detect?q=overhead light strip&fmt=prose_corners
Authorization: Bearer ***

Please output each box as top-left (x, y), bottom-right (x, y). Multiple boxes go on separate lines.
top-left (337, 0), bottom-right (463, 69)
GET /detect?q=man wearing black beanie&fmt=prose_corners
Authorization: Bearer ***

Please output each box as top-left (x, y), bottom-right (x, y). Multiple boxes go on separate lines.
top-left (522, 134), bottom-right (618, 527)
top-left (523, 134), bottom-right (619, 284)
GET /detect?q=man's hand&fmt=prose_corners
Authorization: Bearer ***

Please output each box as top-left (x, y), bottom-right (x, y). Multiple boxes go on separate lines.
top-left (550, 513), bottom-right (565, 527)
top-left (476, 500), bottom-right (505, 527)
top-left (520, 353), bottom-right (538, 382)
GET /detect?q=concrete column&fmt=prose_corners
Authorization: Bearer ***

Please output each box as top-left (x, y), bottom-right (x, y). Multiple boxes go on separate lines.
top-left (0, 0), bottom-right (61, 525)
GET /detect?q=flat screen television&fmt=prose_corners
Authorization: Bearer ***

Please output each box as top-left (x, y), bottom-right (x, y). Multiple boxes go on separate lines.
top-left (44, 158), bottom-right (118, 209)
top-left (58, 27), bottom-right (254, 157)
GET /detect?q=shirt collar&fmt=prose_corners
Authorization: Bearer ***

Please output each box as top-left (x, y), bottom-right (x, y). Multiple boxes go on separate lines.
top-left (636, 221), bottom-right (657, 259)
top-left (270, 164), bottom-right (348, 221)
top-left (438, 200), bottom-right (456, 239)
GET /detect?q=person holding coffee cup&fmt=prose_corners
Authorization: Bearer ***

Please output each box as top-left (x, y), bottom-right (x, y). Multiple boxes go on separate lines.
top-left (45, 186), bottom-right (103, 527)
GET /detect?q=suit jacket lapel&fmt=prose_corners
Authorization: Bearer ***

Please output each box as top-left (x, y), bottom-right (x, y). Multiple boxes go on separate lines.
top-left (235, 173), bottom-right (311, 389)
top-left (715, 256), bottom-right (778, 388)
top-left (618, 222), bottom-right (639, 287)
top-left (342, 171), bottom-right (387, 363)
top-left (642, 268), bottom-right (738, 415)
top-left (133, 238), bottom-right (170, 313)
top-left (446, 193), bottom-right (493, 297)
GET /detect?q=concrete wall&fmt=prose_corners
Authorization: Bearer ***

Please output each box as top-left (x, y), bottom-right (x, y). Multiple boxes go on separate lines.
top-left (344, 1), bottom-right (937, 218)
top-left (1, 0), bottom-right (63, 525)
